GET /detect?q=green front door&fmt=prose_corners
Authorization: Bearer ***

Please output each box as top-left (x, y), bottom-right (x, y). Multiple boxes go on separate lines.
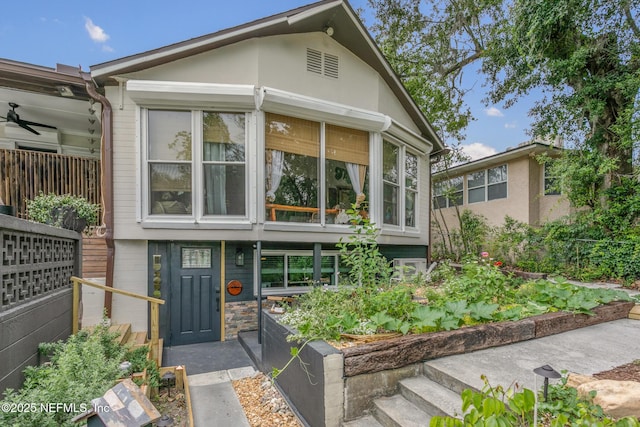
top-left (170, 243), bottom-right (220, 345)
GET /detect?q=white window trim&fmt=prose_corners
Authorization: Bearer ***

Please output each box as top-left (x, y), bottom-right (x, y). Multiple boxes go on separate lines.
top-left (433, 177), bottom-right (464, 209)
top-left (467, 164), bottom-right (508, 204)
top-left (381, 135), bottom-right (421, 233)
top-left (253, 249), bottom-right (342, 296)
top-left (487, 164), bottom-right (508, 201)
top-left (127, 80), bottom-right (257, 110)
top-left (139, 108), bottom-right (253, 227)
top-left (259, 86), bottom-right (391, 132)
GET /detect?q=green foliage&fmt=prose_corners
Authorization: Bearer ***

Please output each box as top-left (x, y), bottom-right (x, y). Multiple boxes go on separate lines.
top-left (280, 259), bottom-right (634, 341)
top-left (26, 192), bottom-right (100, 227)
top-left (431, 375), bottom-right (640, 427)
top-left (1, 325), bottom-right (126, 426)
top-left (433, 209), bottom-right (490, 262)
top-left (336, 205), bottom-right (394, 287)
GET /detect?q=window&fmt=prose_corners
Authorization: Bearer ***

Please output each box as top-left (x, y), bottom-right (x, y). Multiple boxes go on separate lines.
top-left (202, 112), bottom-right (246, 215)
top-left (258, 251), bottom-right (345, 293)
top-left (433, 177), bottom-right (463, 209)
top-left (264, 113), bottom-right (368, 224)
top-left (487, 165), bottom-right (507, 200)
top-left (146, 109), bottom-right (247, 219)
top-left (148, 110), bottom-right (192, 215)
top-left (393, 258), bottom-right (428, 280)
top-left (383, 140), bottom-right (419, 228)
top-left (467, 165), bottom-right (507, 203)
top-left (544, 163), bottom-right (560, 195)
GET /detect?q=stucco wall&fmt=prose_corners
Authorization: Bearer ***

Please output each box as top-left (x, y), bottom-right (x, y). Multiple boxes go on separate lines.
top-left (432, 153), bottom-right (572, 235)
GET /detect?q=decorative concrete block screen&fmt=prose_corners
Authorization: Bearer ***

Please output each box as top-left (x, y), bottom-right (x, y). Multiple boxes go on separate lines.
top-left (0, 215), bottom-right (80, 393)
top-left (1, 215), bottom-right (80, 312)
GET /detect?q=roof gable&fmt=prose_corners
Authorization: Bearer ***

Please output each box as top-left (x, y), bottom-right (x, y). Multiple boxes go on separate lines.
top-left (89, 0), bottom-right (442, 149)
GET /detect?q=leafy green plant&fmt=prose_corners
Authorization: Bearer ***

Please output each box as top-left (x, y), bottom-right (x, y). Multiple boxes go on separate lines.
top-left (26, 192), bottom-right (100, 228)
top-left (1, 326), bottom-right (126, 426)
top-left (336, 205), bottom-right (393, 287)
top-left (431, 375), bottom-right (640, 427)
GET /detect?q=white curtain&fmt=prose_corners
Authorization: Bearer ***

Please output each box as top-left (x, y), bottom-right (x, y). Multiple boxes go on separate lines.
top-left (266, 150), bottom-right (284, 202)
top-left (204, 143), bottom-right (226, 215)
top-left (346, 162), bottom-right (366, 206)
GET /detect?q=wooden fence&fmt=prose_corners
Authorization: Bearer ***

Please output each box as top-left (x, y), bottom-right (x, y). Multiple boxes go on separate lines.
top-left (0, 148), bottom-right (101, 220)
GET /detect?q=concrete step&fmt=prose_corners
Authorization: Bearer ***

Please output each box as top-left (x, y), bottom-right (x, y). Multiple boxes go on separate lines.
top-left (423, 361), bottom-right (479, 395)
top-left (400, 376), bottom-right (464, 418)
top-left (342, 415), bottom-right (384, 427)
top-left (373, 395), bottom-right (431, 427)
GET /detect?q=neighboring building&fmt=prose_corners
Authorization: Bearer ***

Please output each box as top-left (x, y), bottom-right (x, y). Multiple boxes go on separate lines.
top-left (0, 60), bottom-right (102, 218)
top-left (87, 0), bottom-right (444, 345)
top-left (432, 142), bottom-right (572, 233)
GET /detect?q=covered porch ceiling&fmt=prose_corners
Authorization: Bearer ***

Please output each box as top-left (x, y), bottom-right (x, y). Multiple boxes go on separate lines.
top-left (0, 59), bottom-right (101, 144)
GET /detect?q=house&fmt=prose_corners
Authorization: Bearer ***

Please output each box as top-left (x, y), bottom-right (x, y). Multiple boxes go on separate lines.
top-left (86, 0), bottom-right (444, 345)
top-left (431, 141), bottom-right (572, 235)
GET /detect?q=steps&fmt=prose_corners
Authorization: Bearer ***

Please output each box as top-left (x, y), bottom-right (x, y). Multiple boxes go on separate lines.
top-left (84, 323), bottom-right (148, 348)
top-left (343, 362), bottom-right (466, 427)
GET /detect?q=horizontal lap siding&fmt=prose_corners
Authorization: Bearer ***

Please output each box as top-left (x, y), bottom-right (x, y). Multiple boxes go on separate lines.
top-left (82, 236), bottom-right (107, 278)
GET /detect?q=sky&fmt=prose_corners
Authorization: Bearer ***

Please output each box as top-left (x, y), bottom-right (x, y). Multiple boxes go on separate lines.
top-left (0, 0), bottom-right (536, 160)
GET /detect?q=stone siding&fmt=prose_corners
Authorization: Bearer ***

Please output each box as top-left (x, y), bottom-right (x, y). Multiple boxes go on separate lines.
top-left (224, 300), bottom-right (258, 338)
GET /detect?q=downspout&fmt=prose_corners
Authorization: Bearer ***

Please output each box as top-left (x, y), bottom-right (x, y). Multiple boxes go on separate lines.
top-left (82, 71), bottom-right (115, 317)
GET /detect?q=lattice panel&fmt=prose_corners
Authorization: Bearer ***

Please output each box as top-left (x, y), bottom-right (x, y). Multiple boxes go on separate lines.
top-left (1, 230), bottom-right (77, 311)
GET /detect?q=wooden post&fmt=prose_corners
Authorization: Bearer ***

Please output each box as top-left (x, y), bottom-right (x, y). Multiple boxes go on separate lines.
top-left (175, 366), bottom-right (185, 391)
top-left (72, 278), bottom-right (79, 334)
top-left (150, 302), bottom-right (159, 365)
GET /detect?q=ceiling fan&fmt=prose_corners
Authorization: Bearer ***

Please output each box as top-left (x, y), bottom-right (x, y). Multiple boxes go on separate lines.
top-left (0, 102), bottom-right (57, 135)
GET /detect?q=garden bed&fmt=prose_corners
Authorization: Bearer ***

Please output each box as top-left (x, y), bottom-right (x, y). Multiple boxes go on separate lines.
top-left (341, 301), bottom-right (635, 376)
top-left (264, 301), bottom-right (636, 426)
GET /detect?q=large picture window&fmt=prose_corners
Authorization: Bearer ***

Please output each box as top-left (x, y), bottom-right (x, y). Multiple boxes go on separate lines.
top-left (264, 113), bottom-right (369, 224)
top-left (146, 109), bottom-right (247, 219)
top-left (383, 140), bottom-right (419, 228)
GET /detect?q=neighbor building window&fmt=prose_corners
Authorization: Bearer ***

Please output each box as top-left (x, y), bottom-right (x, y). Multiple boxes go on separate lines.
top-left (383, 140), bottom-right (419, 228)
top-left (433, 176), bottom-right (463, 209)
top-left (544, 163), bottom-right (560, 195)
top-left (146, 109), bottom-right (247, 219)
top-left (258, 251), bottom-right (346, 294)
top-left (264, 113), bottom-right (369, 224)
top-left (467, 165), bottom-right (507, 203)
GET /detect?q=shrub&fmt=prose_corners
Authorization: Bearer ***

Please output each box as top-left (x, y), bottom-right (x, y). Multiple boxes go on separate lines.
top-left (0, 326), bottom-right (125, 426)
top-left (26, 193), bottom-right (100, 229)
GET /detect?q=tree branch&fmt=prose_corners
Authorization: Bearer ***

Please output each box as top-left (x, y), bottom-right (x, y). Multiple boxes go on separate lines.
top-left (624, 4), bottom-right (640, 39)
top-left (440, 50), bottom-right (484, 78)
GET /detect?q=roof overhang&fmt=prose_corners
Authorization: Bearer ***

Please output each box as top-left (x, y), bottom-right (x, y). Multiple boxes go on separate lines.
top-left (433, 143), bottom-right (563, 179)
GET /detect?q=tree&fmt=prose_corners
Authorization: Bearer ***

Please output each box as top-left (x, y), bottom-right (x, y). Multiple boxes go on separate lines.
top-left (366, 0), bottom-right (640, 208)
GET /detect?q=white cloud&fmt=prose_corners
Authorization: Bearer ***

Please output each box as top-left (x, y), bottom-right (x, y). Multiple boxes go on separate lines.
top-left (460, 142), bottom-right (497, 160)
top-left (485, 107), bottom-right (504, 117)
top-left (102, 45), bottom-right (114, 53)
top-left (504, 122), bottom-right (517, 129)
top-left (84, 17), bottom-right (110, 43)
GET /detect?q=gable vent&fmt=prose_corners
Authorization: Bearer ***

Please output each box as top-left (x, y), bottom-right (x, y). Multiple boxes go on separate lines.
top-left (324, 53), bottom-right (339, 78)
top-left (306, 48), bottom-right (339, 79)
top-left (307, 48), bottom-right (323, 74)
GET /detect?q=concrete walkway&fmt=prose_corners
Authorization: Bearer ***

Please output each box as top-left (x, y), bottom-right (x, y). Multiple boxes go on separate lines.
top-left (188, 367), bottom-right (257, 427)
